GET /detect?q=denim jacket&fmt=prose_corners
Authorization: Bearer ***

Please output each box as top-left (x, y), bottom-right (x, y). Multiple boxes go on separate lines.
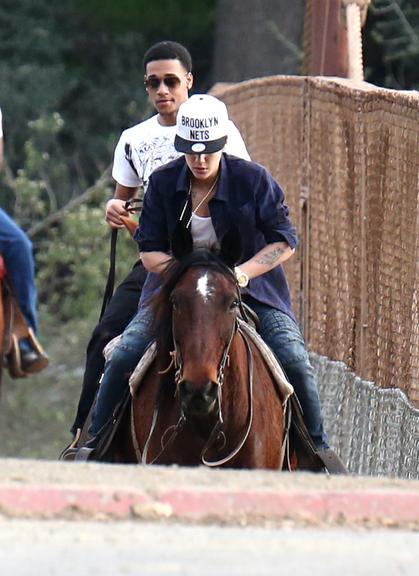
top-left (135, 153), bottom-right (298, 318)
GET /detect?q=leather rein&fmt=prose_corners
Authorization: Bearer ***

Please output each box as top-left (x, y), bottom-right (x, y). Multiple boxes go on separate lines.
top-left (100, 199), bottom-right (142, 320)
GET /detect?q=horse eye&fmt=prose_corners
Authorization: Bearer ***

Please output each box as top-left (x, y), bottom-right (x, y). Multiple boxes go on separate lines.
top-left (229, 299), bottom-right (239, 311)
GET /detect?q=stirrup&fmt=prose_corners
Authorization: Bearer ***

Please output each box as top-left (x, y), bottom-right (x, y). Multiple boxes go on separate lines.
top-left (7, 331), bottom-right (49, 378)
top-left (7, 335), bottom-right (27, 378)
top-left (59, 446), bottom-right (78, 461)
top-left (59, 445), bottom-right (95, 462)
top-left (58, 429), bottom-right (81, 461)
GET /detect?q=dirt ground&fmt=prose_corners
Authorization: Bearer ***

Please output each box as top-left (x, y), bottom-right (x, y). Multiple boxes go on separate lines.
top-left (1, 456), bottom-right (416, 495)
top-left (0, 315), bottom-right (94, 459)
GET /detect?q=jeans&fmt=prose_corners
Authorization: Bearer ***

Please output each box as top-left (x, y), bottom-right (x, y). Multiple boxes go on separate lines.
top-left (0, 209), bottom-right (38, 336)
top-left (90, 295), bottom-right (329, 449)
top-left (246, 298), bottom-right (329, 450)
top-left (70, 262), bottom-right (147, 434)
top-left (89, 305), bottom-right (154, 436)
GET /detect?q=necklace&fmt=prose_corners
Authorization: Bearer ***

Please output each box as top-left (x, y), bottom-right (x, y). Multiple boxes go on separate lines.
top-left (180, 174), bottom-right (220, 228)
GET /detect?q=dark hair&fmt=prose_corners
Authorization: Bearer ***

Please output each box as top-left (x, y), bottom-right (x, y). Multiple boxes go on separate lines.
top-left (143, 41), bottom-right (192, 73)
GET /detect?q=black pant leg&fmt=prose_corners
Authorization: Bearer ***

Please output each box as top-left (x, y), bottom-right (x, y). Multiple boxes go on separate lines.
top-left (70, 260), bottom-right (148, 434)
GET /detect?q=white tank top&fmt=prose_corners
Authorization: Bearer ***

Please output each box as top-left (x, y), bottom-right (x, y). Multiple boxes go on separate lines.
top-left (191, 214), bottom-right (219, 250)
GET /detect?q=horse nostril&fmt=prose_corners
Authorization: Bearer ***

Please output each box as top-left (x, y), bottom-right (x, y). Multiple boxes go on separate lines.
top-left (179, 380), bottom-right (193, 397)
top-left (179, 380), bottom-right (218, 415)
top-left (202, 380), bottom-right (216, 397)
top-left (181, 379), bottom-right (215, 397)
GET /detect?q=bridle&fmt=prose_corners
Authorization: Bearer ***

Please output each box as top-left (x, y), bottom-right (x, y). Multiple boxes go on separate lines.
top-left (201, 328), bottom-right (255, 467)
top-left (135, 268), bottom-right (257, 467)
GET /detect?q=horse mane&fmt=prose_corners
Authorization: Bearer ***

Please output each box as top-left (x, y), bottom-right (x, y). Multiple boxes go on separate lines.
top-left (150, 250), bottom-right (236, 366)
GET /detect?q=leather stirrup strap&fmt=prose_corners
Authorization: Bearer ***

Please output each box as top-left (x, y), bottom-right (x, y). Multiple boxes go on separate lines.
top-left (316, 448), bottom-right (348, 475)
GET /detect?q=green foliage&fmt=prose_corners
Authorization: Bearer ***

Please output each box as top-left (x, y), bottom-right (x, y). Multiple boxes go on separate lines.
top-left (0, 0), bottom-right (217, 212)
top-left (76, 0), bottom-right (216, 43)
top-left (7, 163), bottom-right (135, 323)
top-left (0, 0), bottom-right (148, 206)
top-left (35, 197), bottom-right (137, 322)
top-left (12, 113), bottom-right (69, 222)
top-left (73, 0), bottom-right (218, 92)
top-left (0, 0), bottom-right (218, 327)
top-left (365, 0), bottom-right (419, 89)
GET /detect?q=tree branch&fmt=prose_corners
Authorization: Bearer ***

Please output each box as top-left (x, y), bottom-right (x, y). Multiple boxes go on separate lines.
top-left (27, 166), bottom-right (113, 238)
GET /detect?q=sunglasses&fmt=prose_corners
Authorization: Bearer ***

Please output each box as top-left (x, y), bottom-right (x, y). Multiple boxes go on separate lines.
top-left (144, 73), bottom-right (188, 91)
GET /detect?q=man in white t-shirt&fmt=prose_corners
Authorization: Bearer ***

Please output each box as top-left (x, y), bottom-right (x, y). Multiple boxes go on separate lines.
top-left (69, 41), bottom-right (250, 438)
top-left (111, 105), bottom-right (248, 200)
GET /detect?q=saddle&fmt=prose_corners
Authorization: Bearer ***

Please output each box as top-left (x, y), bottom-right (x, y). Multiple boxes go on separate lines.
top-left (0, 255), bottom-right (48, 388)
top-left (69, 320), bottom-right (347, 473)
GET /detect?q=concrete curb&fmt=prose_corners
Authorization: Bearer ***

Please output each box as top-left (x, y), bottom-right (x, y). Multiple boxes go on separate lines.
top-left (1, 483), bottom-right (419, 527)
top-left (0, 459), bottom-right (418, 528)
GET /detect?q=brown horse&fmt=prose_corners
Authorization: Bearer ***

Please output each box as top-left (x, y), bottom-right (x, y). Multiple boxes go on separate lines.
top-left (108, 228), bottom-right (324, 470)
top-left (113, 257), bottom-right (286, 467)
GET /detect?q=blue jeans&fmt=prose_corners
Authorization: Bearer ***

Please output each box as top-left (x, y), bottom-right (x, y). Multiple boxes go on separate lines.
top-left (89, 306), bottom-right (153, 436)
top-left (247, 299), bottom-right (329, 450)
top-left (0, 209), bottom-right (38, 339)
top-left (71, 262), bottom-right (147, 435)
top-left (90, 300), bottom-right (329, 450)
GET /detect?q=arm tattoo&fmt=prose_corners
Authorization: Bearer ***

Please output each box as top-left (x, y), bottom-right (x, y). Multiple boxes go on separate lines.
top-left (255, 246), bottom-right (287, 266)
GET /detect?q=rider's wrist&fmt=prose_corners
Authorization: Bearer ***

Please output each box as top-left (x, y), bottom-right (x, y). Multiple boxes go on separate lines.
top-left (234, 266), bottom-right (249, 288)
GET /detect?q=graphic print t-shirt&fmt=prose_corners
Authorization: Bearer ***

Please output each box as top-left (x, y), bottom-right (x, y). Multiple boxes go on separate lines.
top-left (112, 115), bottom-right (179, 192)
top-left (112, 114), bottom-right (250, 194)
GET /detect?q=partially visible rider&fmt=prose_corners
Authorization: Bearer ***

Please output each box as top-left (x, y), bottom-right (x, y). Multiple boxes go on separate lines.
top-left (0, 106), bottom-right (48, 374)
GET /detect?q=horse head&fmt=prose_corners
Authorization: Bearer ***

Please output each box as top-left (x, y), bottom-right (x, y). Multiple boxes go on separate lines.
top-left (154, 224), bottom-right (242, 419)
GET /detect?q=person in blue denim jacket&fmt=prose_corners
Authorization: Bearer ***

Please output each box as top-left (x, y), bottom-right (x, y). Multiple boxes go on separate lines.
top-left (73, 94), bottom-right (333, 461)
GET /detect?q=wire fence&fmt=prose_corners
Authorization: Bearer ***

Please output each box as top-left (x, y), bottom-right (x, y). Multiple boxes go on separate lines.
top-left (313, 353), bottom-right (419, 478)
top-left (214, 76), bottom-right (419, 406)
top-left (213, 76), bottom-right (419, 477)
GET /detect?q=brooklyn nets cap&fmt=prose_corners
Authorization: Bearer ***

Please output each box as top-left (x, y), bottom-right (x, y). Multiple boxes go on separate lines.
top-left (174, 94), bottom-right (229, 154)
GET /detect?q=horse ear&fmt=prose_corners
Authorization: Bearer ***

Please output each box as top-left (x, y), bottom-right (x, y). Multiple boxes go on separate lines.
top-left (218, 225), bottom-right (243, 268)
top-left (171, 222), bottom-right (194, 261)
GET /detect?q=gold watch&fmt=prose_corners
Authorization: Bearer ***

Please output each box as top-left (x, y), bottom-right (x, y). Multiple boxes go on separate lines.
top-left (234, 266), bottom-right (249, 288)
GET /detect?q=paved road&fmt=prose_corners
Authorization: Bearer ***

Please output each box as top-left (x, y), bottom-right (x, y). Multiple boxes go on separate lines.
top-left (0, 519), bottom-right (418, 576)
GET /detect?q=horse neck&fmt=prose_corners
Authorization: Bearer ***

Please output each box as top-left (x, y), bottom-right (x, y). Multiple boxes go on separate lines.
top-left (218, 332), bottom-right (251, 427)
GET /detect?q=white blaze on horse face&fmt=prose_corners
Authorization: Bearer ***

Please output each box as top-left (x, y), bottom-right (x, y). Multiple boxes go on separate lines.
top-left (196, 272), bottom-right (213, 302)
